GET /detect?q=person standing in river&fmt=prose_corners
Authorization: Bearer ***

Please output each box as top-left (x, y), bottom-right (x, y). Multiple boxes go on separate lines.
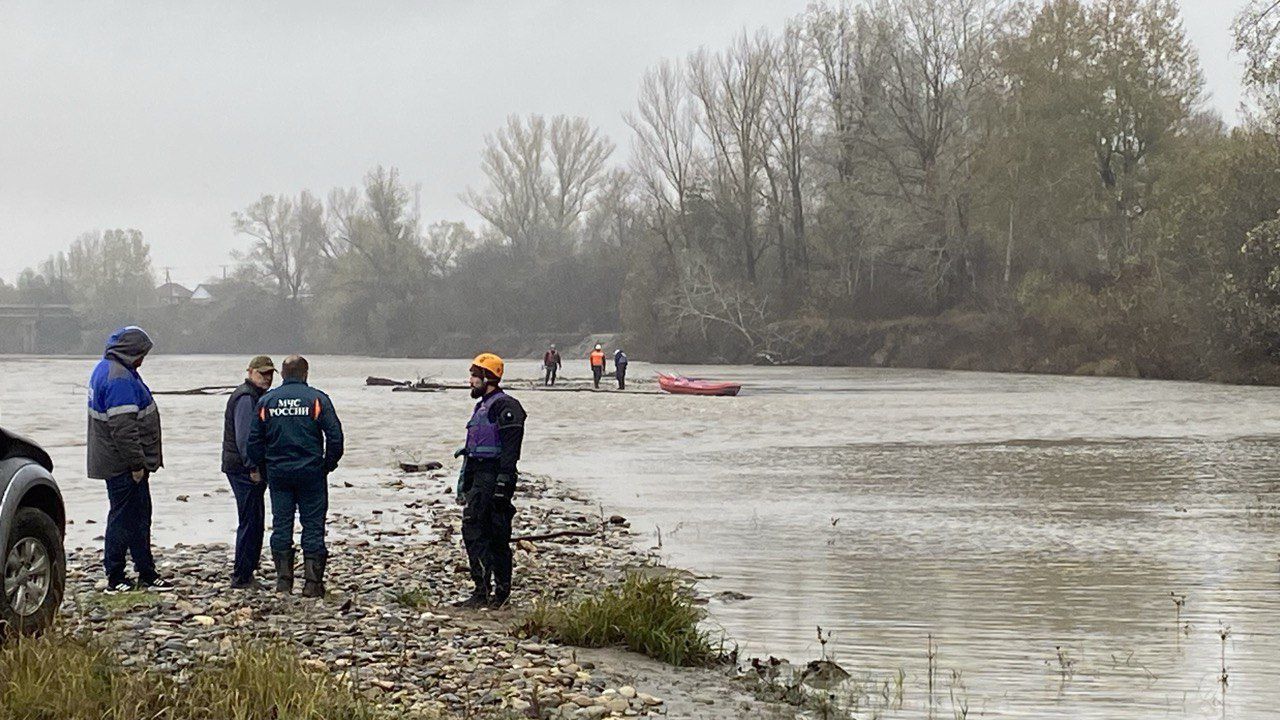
top-left (455, 353), bottom-right (526, 609)
top-left (613, 348), bottom-right (628, 390)
top-left (542, 343), bottom-right (562, 386)
top-left (87, 326), bottom-right (174, 594)
top-left (247, 355), bottom-right (344, 598)
top-left (221, 355), bottom-right (275, 589)
top-left (589, 344), bottom-right (606, 389)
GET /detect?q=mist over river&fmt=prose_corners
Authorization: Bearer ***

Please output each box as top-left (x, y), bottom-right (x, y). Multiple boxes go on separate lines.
top-left (3, 354), bottom-right (1280, 718)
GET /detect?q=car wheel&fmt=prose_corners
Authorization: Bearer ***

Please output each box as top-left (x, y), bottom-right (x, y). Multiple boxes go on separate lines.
top-left (0, 507), bottom-right (65, 635)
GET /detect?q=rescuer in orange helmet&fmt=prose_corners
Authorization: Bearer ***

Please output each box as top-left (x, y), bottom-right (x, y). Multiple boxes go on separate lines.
top-left (454, 353), bottom-right (526, 609)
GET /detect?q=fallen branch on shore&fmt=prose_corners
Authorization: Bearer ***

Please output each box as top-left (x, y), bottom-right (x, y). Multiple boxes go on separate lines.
top-left (153, 385), bottom-right (237, 396)
top-left (510, 529), bottom-right (598, 543)
top-left (399, 461), bottom-right (443, 473)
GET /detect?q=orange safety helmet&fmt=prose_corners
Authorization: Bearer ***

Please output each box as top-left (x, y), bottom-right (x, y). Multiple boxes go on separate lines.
top-left (470, 352), bottom-right (504, 380)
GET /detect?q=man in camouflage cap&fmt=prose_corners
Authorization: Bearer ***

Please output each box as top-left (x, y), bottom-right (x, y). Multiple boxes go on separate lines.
top-left (221, 355), bottom-right (276, 589)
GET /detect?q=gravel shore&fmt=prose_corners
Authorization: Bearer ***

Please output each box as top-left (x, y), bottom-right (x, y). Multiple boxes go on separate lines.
top-left (59, 469), bottom-right (799, 719)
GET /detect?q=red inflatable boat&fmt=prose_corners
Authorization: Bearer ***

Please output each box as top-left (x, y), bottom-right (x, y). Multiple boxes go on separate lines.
top-left (657, 373), bottom-right (742, 397)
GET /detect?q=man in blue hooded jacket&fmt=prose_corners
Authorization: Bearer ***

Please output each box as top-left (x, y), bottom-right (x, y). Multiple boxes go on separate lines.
top-left (87, 326), bottom-right (173, 593)
top-left (247, 355), bottom-right (343, 598)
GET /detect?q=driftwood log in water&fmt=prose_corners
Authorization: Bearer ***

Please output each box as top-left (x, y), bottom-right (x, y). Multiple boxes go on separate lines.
top-left (153, 385), bottom-right (237, 396)
top-left (526, 386), bottom-right (667, 395)
top-left (369, 376), bottom-right (469, 391)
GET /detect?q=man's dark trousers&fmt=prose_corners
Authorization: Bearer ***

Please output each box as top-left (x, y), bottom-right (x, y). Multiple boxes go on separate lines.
top-left (591, 366), bottom-right (603, 388)
top-left (103, 472), bottom-right (157, 585)
top-left (268, 474), bottom-right (328, 557)
top-left (544, 366), bottom-right (557, 385)
top-left (227, 472), bottom-right (266, 582)
top-left (462, 471), bottom-right (514, 596)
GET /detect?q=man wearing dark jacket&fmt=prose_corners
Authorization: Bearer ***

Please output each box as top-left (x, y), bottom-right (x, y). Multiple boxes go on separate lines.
top-left (613, 349), bottom-right (629, 390)
top-left (456, 353), bottom-right (526, 609)
top-left (247, 355), bottom-right (343, 598)
top-left (542, 344), bottom-right (562, 386)
top-left (87, 326), bottom-right (172, 593)
top-left (221, 355), bottom-right (276, 589)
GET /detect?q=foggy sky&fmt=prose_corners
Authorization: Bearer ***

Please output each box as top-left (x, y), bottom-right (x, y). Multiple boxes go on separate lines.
top-left (0, 1), bottom-right (1252, 287)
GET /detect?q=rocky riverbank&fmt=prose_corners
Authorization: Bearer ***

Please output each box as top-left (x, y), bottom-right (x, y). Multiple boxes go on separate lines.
top-left (57, 470), bottom-right (800, 719)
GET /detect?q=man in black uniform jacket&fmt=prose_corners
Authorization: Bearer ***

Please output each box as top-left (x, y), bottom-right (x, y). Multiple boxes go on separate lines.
top-left (455, 352), bottom-right (526, 609)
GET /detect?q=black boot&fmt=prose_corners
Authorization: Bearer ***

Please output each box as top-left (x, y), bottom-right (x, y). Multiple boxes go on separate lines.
top-left (301, 555), bottom-right (326, 598)
top-left (488, 587), bottom-right (510, 609)
top-left (273, 550), bottom-right (295, 594)
top-left (452, 590), bottom-right (488, 609)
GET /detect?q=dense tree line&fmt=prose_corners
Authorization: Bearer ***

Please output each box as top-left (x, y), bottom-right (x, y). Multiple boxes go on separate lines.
top-left (11, 0), bottom-right (1280, 381)
top-left (616, 0), bottom-right (1280, 377)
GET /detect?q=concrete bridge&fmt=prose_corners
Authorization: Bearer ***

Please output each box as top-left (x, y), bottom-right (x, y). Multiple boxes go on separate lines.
top-left (0, 304), bottom-right (77, 353)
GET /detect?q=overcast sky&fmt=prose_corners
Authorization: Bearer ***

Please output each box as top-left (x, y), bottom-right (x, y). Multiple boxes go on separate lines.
top-left (0, 1), bottom-right (1253, 287)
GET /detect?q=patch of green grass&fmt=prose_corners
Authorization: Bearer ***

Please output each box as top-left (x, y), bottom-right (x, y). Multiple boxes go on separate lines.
top-left (87, 591), bottom-right (160, 612)
top-left (393, 588), bottom-right (433, 609)
top-left (0, 630), bottom-right (401, 719)
top-left (177, 642), bottom-right (382, 720)
top-left (515, 573), bottom-right (724, 667)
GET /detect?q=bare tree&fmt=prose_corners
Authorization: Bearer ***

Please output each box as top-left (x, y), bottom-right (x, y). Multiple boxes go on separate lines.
top-left (464, 114), bottom-right (549, 253)
top-left (464, 114), bottom-right (613, 254)
top-left (766, 19), bottom-right (816, 282)
top-left (688, 31), bottom-right (775, 283)
top-left (855, 0), bottom-right (1006, 303)
top-left (660, 262), bottom-right (801, 363)
top-left (581, 168), bottom-right (641, 249)
top-left (422, 220), bottom-right (478, 274)
top-left (232, 193), bottom-right (324, 300)
top-left (548, 116), bottom-right (616, 233)
top-left (1234, 0), bottom-right (1280, 128)
top-left (626, 60), bottom-right (701, 251)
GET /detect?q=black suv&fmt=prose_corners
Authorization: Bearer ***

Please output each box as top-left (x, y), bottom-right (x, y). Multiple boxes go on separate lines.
top-left (0, 428), bottom-right (65, 634)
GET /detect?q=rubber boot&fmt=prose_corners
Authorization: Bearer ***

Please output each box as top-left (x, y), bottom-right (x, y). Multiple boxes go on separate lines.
top-left (301, 555), bottom-right (326, 598)
top-left (488, 587), bottom-right (510, 609)
top-left (273, 550), bottom-right (295, 594)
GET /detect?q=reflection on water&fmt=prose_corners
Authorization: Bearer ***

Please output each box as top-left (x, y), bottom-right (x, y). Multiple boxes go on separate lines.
top-left (3, 355), bottom-right (1280, 718)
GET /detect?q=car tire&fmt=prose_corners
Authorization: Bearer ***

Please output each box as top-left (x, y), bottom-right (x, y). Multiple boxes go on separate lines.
top-left (0, 507), bottom-right (65, 636)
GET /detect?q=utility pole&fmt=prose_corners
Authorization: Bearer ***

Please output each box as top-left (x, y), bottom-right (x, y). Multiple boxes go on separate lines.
top-left (163, 267), bottom-right (173, 304)
top-left (220, 264), bottom-right (229, 282)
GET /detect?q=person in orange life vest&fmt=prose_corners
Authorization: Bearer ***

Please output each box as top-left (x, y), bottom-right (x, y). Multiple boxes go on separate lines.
top-left (589, 344), bottom-right (606, 389)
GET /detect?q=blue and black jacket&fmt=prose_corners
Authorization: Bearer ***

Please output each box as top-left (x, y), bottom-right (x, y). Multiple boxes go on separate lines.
top-left (247, 378), bottom-right (343, 479)
top-left (86, 327), bottom-right (163, 479)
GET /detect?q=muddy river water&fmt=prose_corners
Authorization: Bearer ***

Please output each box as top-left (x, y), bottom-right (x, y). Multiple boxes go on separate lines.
top-left (3, 354), bottom-right (1279, 718)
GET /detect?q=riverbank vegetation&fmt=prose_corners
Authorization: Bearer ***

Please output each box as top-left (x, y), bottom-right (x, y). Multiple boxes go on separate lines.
top-left (9, 0), bottom-right (1280, 383)
top-left (516, 573), bottom-right (724, 668)
top-left (0, 631), bottom-right (386, 720)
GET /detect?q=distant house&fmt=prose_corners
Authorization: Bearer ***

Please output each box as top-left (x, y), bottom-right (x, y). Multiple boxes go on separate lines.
top-left (190, 283), bottom-right (223, 304)
top-left (154, 282), bottom-right (193, 306)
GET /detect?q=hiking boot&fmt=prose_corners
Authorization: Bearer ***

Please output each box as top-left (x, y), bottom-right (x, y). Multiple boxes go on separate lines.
top-left (487, 592), bottom-right (510, 610)
top-left (273, 550), bottom-right (295, 594)
top-left (301, 556), bottom-right (326, 598)
top-left (230, 575), bottom-right (260, 590)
